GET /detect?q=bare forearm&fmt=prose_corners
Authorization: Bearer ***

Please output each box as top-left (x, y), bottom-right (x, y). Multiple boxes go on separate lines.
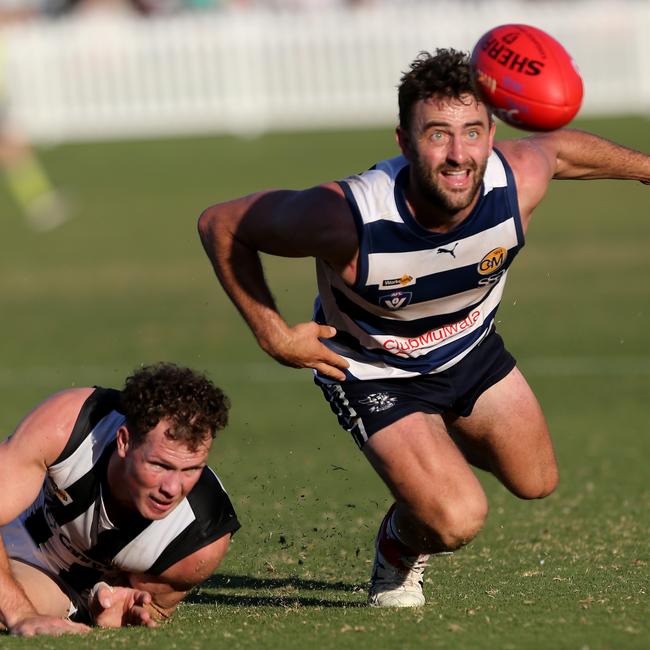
top-left (197, 190), bottom-right (352, 379)
top-left (0, 538), bottom-right (37, 629)
top-left (541, 129), bottom-right (650, 181)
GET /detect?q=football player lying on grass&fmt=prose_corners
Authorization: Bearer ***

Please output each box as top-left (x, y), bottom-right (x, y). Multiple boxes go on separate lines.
top-left (0, 363), bottom-right (240, 636)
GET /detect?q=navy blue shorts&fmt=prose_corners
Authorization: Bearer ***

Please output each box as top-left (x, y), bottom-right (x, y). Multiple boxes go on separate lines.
top-left (315, 330), bottom-right (516, 449)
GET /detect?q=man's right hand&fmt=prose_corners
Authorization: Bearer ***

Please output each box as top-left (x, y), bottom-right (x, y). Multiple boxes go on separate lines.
top-left (264, 321), bottom-right (349, 382)
top-left (88, 582), bottom-right (157, 628)
top-left (9, 615), bottom-right (90, 636)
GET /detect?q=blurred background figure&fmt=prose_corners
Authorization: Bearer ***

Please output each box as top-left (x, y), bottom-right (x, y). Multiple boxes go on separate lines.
top-left (0, 5), bottom-right (70, 231)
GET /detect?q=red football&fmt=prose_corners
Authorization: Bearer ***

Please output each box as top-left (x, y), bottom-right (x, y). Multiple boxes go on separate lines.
top-left (470, 24), bottom-right (583, 131)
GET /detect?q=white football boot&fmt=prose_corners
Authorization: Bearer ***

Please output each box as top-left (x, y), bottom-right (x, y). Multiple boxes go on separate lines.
top-left (368, 507), bottom-right (430, 608)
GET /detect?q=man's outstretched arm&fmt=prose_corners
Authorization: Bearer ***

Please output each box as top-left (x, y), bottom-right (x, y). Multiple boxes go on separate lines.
top-left (529, 128), bottom-right (650, 182)
top-left (198, 184), bottom-right (356, 380)
top-left (497, 129), bottom-right (650, 223)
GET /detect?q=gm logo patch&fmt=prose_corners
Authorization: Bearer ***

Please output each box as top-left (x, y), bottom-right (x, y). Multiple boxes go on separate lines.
top-left (478, 247), bottom-right (507, 275)
top-left (379, 291), bottom-right (412, 311)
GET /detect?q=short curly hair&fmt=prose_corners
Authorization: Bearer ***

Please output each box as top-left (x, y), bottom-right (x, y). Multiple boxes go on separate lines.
top-left (119, 362), bottom-right (230, 451)
top-left (398, 48), bottom-right (483, 131)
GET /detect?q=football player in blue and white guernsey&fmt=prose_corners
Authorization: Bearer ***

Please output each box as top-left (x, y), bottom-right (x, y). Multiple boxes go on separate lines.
top-left (198, 49), bottom-right (650, 608)
top-left (0, 363), bottom-right (239, 635)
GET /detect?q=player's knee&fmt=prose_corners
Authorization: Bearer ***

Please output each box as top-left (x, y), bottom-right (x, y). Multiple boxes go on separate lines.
top-left (512, 464), bottom-right (559, 500)
top-left (422, 494), bottom-right (488, 551)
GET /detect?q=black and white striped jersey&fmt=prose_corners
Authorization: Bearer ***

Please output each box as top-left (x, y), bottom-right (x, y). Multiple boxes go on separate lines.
top-left (18, 387), bottom-right (240, 599)
top-left (314, 149), bottom-right (524, 381)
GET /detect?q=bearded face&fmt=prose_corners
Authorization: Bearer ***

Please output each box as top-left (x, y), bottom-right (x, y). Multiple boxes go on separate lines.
top-left (410, 144), bottom-right (489, 214)
top-left (397, 94), bottom-right (495, 221)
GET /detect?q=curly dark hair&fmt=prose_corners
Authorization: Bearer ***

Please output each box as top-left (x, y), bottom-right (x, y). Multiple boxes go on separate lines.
top-left (119, 362), bottom-right (230, 451)
top-left (398, 48), bottom-right (484, 131)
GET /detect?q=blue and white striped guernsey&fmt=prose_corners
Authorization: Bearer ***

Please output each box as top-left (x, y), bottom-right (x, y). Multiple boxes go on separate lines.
top-left (313, 148), bottom-right (524, 381)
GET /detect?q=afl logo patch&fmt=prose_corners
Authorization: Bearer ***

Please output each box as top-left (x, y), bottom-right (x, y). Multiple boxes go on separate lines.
top-left (478, 247), bottom-right (507, 275)
top-left (379, 291), bottom-right (412, 311)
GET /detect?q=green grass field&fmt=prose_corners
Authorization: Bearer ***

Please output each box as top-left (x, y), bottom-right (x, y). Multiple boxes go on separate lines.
top-left (0, 116), bottom-right (649, 649)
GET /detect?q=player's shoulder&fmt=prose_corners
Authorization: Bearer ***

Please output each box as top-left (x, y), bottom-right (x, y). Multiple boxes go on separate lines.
top-left (494, 137), bottom-right (557, 218)
top-left (3, 387), bottom-right (97, 466)
top-left (496, 135), bottom-right (561, 179)
top-left (35, 387), bottom-right (98, 419)
top-left (18, 387), bottom-right (97, 429)
top-left (496, 137), bottom-right (542, 166)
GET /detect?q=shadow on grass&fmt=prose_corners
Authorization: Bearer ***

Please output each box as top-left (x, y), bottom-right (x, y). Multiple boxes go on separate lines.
top-left (186, 573), bottom-right (367, 609)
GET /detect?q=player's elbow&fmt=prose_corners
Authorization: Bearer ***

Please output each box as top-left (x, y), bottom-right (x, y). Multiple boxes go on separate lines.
top-left (198, 197), bottom-right (260, 252)
top-left (197, 204), bottom-right (225, 246)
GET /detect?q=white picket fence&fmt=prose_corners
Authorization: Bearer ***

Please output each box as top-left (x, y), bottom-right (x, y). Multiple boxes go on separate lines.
top-left (4, 0), bottom-right (650, 143)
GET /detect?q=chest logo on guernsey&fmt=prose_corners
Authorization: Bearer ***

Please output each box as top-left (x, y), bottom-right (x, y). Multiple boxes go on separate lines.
top-left (379, 290), bottom-right (413, 311)
top-left (478, 247), bottom-right (508, 275)
top-left (380, 274), bottom-right (415, 289)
